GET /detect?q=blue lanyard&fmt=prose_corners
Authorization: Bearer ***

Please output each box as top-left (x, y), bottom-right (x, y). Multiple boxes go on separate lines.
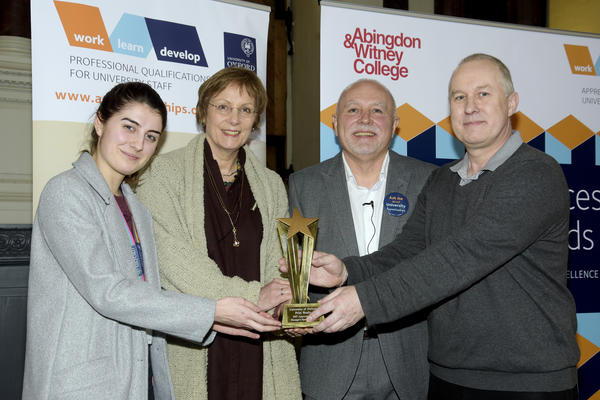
top-left (116, 206), bottom-right (146, 281)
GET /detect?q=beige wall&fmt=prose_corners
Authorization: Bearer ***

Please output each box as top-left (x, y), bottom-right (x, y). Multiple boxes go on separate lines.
top-left (548, 0), bottom-right (600, 34)
top-left (409, 0), bottom-right (434, 14)
top-left (290, 0), bottom-right (321, 171)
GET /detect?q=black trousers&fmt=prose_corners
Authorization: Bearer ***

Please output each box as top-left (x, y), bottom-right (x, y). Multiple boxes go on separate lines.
top-left (428, 373), bottom-right (578, 400)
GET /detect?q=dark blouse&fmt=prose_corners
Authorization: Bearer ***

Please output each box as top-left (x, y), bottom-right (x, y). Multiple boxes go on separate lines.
top-left (204, 141), bottom-right (264, 400)
top-left (115, 195), bottom-right (133, 231)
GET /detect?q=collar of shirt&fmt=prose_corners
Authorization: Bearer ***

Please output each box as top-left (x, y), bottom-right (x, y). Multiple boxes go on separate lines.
top-left (450, 130), bottom-right (524, 186)
top-left (342, 152), bottom-right (390, 190)
top-left (342, 152), bottom-right (389, 256)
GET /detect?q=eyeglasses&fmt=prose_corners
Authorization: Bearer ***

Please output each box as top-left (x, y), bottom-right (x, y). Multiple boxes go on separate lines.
top-left (208, 103), bottom-right (257, 118)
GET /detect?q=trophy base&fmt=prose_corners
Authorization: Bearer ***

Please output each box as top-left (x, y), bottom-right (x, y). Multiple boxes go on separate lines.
top-left (282, 303), bottom-right (324, 328)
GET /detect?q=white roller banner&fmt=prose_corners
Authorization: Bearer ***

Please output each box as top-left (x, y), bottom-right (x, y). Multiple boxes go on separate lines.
top-left (31, 0), bottom-right (269, 208)
top-left (321, 3), bottom-right (600, 398)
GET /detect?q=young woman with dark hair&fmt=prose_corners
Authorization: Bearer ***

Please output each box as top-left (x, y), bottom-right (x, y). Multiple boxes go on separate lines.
top-left (22, 82), bottom-right (281, 400)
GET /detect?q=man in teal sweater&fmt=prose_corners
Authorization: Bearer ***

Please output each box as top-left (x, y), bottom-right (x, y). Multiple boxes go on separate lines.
top-left (292, 54), bottom-right (580, 398)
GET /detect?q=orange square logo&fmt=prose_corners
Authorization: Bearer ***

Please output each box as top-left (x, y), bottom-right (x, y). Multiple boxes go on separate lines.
top-left (564, 44), bottom-right (596, 76)
top-left (54, 1), bottom-right (112, 52)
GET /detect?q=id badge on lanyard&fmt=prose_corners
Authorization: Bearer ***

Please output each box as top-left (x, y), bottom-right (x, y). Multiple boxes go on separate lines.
top-left (117, 208), bottom-right (146, 281)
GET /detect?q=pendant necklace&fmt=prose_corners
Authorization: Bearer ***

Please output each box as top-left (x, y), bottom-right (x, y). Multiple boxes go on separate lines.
top-left (205, 154), bottom-right (244, 247)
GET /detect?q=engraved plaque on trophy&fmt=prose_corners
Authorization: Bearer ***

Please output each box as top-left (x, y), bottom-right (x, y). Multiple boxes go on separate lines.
top-left (276, 207), bottom-right (324, 328)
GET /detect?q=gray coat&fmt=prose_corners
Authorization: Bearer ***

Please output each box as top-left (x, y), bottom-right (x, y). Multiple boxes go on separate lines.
top-left (288, 152), bottom-right (436, 400)
top-left (22, 153), bottom-right (216, 400)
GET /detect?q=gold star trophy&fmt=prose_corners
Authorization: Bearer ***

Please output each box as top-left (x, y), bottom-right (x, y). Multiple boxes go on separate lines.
top-left (276, 207), bottom-right (324, 328)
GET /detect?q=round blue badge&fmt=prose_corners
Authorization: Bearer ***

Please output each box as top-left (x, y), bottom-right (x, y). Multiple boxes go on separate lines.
top-left (384, 192), bottom-right (409, 217)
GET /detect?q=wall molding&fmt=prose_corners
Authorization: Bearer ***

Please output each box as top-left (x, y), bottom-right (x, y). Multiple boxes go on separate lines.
top-left (0, 173), bottom-right (32, 203)
top-left (0, 225), bottom-right (31, 266)
top-left (0, 36), bottom-right (33, 224)
top-left (0, 173), bottom-right (32, 184)
top-left (0, 36), bottom-right (32, 70)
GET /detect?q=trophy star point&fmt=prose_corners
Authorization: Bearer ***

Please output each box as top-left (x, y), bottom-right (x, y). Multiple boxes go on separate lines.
top-left (277, 207), bottom-right (318, 239)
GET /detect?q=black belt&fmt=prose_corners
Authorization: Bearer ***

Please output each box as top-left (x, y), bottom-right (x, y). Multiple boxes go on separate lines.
top-left (363, 326), bottom-right (378, 339)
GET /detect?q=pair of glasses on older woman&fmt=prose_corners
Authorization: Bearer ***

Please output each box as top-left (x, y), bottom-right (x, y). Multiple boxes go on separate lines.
top-left (208, 102), bottom-right (257, 118)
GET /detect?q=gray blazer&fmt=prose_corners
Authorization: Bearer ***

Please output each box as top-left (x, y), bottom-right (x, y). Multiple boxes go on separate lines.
top-left (288, 151), bottom-right (436, 400)
top-left (22, 153), bottom-right (216, 400)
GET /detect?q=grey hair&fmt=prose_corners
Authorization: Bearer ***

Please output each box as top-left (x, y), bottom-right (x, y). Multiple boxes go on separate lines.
top-left (449, 53), bottom-right (514, 98)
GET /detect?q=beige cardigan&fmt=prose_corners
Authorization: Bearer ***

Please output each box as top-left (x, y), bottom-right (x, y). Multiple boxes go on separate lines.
top-left (137, 134), bottom-right (301, 400)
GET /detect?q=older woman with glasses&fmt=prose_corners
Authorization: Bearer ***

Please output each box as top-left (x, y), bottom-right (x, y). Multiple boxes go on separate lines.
top-left (137, 67), bottom-right (300, 400)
